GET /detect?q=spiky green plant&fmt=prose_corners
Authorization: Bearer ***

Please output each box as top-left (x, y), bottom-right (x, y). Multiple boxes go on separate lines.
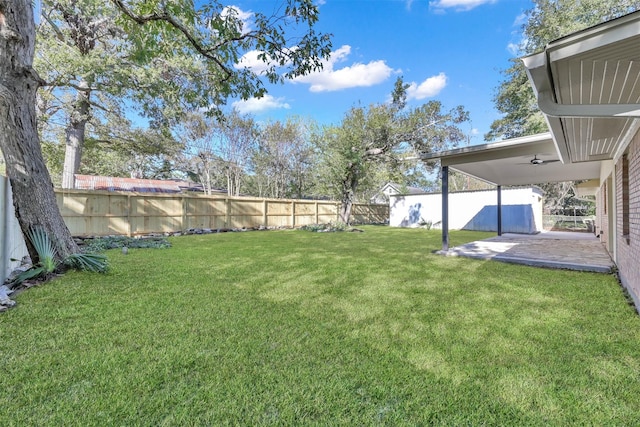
top-left (11, 227), bottom-right (108, 286)
top-left (11, 227), bottom-right (60, 284)
top-left (65, 253), bottom-right (109, 273)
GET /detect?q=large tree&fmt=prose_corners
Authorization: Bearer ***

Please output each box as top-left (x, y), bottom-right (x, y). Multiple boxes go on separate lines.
top-left (0, 0), bottom-right (331, 263)
top-left (36, 0), bottom-right (330, 190)
top-left (317, 78), bottom-right (469, 223)
top-left (250, 117), bottom-right (317, 199)
top-left (179, 109), bottom-right (257, 196)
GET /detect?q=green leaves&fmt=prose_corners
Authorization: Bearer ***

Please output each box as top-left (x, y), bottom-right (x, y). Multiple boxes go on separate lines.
top-left (26, 226), bottom-right (59, 275)
top-left (315, 78), bottom-right (470, 222)
top-left (64, 253), bottom-right (109, 273)
top-left (10, 227), bottom-right (108, 286)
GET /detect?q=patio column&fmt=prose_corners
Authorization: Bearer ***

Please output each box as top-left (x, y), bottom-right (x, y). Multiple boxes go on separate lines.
top-left (497, 185), bottom-right (502, 236)
top-left (442, 166), bottom-right (449, 251)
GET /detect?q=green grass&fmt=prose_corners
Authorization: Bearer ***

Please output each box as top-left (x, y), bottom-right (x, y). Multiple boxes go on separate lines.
top-left (2, 227), bottom-right (639, 425)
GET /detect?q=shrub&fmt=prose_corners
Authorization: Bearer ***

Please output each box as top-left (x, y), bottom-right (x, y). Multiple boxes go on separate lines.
top-left (10, 227), bottom-right (108, 286)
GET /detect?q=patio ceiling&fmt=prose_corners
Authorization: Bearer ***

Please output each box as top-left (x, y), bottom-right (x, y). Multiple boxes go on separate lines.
top-left (420, 133), bottom-right (603, 186)
top-left (421, 11), bottom-right (640, 188)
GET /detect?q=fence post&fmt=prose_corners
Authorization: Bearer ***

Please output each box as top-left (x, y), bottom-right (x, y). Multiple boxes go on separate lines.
top-left (315, 202), bottom-right (319, 224)
top-left (291, 201), bottom-right (296, 228)
top-left (225, 198), bottom-right (231, 228)
top-left (127, 194), bottom-right (133, 237)
top-left (181, 196), bottom-right (188, 231)
top-left (263, 199), bottom-right (268, 227)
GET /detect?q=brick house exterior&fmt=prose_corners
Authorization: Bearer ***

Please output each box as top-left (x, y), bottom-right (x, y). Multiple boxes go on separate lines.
top-left (602, 129), bottom-right (640, 307)
top-left (522, 11), bottom-right (640, 312)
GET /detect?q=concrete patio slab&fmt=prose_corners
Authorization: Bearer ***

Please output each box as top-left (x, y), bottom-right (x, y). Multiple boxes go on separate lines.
top-left (438, 231), bottom-right (615, 273)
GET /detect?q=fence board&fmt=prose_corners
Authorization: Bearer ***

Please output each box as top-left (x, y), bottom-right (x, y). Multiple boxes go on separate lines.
top-left (53, 189), bottom-right (389, 236)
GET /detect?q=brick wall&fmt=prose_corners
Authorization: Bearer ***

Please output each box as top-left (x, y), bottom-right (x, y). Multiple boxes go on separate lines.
top-left (616, 128), bottom-right (640, 308)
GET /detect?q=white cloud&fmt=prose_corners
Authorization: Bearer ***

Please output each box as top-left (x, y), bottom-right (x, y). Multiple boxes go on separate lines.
top-left (235, 46), bottom-right (300, 75)
top-left (236, 50), bottom-right (271, 74)
top-left (293, 45), bottom-right (396, 92)
top-left (232, 95), bottom-right (291, 114)
top-left (513, 12), bottom-right (527, 27)
top-left (406, 73), bottom-right (448, 100)
top-left (429, 0), bottom-right (497, 12)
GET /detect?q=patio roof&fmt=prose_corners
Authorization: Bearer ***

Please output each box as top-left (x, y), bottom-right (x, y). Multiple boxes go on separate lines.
top-left (420, 133), bottom-right (603, 186)
top-left (421, 11), bottom-right (640, 187)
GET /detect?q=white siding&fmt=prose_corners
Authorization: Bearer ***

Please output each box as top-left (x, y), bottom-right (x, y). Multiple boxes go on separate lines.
top-left (1, 176), bottom-right (28, 284)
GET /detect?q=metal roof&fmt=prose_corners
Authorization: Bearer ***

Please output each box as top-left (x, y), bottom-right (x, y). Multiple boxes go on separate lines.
top-left (74, 175), bottom-right (206, 193)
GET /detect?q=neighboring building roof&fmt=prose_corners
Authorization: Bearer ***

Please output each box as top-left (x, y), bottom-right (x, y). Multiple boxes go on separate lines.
top-left (370, 182), bottom-right (426, 204)
top-left (74, 175), bottom-right (208, 193)
top-left (382, 182), bottom-right (425, 195)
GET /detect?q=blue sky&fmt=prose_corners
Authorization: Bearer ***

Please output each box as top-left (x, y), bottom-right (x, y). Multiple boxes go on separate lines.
top-left (229, 0), bottom-right (535, 145)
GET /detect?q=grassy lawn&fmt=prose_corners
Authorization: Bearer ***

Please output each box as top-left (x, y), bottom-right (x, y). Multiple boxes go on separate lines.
top-left (2, 227), bottom-right (639, 425)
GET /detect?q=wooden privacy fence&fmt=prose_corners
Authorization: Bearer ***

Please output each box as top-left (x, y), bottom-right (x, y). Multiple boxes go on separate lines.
top-left (55, 189), bottom-right (389, 237)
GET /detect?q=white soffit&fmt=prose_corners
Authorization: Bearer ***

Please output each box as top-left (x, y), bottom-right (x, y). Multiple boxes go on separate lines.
top-left (523, 11), bottom-right (640, 165)
top-left (421, 133), bottom-right (603, 186)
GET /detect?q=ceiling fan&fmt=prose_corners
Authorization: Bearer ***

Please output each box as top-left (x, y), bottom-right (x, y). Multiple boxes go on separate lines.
top-left (527, 154), bottom-right (560, 165)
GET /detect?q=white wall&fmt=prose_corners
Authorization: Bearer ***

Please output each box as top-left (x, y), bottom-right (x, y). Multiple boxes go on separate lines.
top-left (1, 176), bottom-right (29, 284)
top-left (390, 187), bottom-right (543, 234)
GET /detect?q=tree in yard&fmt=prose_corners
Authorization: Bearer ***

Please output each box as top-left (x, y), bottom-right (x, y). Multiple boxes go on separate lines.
top-left (0, 0), bottom-right (79, 260)
top-left (178, 109), bottom-right (257, 196)
top-left (0, 0), bottom-right (331, 264)
top-left (317, 77), bottom-right (469, 223)
top-left (41, 116), bottom-right (183, 184)
top-left (250, 117), bottom-right (317, 199)
top-left (218, 110), bottom-right (258, 197)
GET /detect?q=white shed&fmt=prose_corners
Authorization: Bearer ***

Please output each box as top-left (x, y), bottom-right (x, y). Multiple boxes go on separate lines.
top-left (390, 187), bottom-right (544, 234)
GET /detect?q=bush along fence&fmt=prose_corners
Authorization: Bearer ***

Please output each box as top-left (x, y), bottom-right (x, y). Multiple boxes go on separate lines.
top-left (55, 189), bottom-right (389, 237)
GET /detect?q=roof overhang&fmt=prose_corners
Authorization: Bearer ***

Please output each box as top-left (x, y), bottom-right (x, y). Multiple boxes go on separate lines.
top-left (421, 11), bottom-right (640, 188)
top-left (575, 179), bottom-right (601, 197)
top-left (421, 133), bottom-right (602, 186)
top-left (522, 11), bottom-right (640, 165)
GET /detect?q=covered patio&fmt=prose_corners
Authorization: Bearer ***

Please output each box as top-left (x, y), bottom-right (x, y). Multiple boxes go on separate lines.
top-left (421, 132), bottom-right (612, 273)
top-left (422, 133), bottom-right (615, 273)
top-left (440, 231), bottom-right (614, 273)
top-left (419, 11), bottom-right (640, 276)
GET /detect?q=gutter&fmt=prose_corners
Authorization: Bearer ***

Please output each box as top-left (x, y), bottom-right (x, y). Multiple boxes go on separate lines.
top-left (537, 90), bottom-right (640, 118)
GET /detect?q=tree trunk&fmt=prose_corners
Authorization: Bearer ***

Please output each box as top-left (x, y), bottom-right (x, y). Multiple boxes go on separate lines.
top-left (339, 173), bottom-right (358, 224)
top-left (0, 0), bottom-right (78, 262)
top-left (61, 81), bottom-right (90, 189)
